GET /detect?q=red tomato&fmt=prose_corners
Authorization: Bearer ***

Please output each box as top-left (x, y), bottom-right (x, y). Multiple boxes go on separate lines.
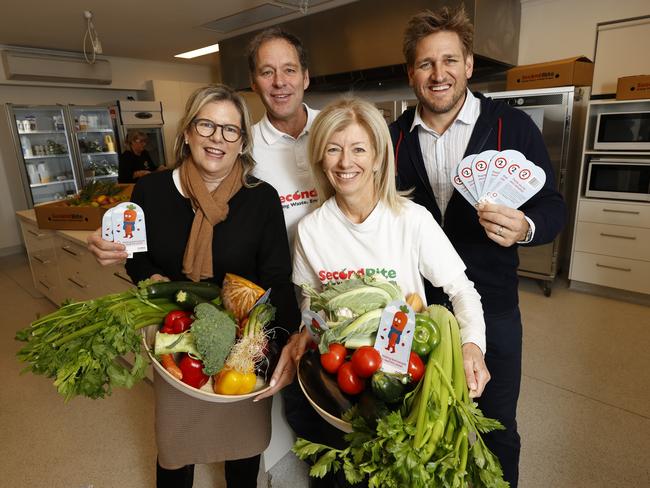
top-left (163, 310), bottom-right (190, 333)
top-left (350, 346), bottom-right (382, 378)
top-left (320, 343), bottom-right (347, 374)
top-left (171, 315), bottom-right (194, 334)
top-left (178, 354), bottom-right (209, 389)
top-left (408, 352), bottom-right (425, 382)
top-left (337, 361), bottom-right (365, 395)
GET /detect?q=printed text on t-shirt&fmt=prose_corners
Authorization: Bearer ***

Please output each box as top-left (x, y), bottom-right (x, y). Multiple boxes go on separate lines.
top-left (318, 267), bottom-right (397, 283)
top-left (279, 189), bottom-right (318, 210)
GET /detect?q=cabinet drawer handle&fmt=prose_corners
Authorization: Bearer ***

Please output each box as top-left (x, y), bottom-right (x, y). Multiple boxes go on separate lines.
top-left (32, 255), bottom-right (50, 265)
top-left (67, 277), bottom-right (88, 288)
top-left (38, 280), bottom-right (51, 290)
top-left (599, 232), bottom-right (637, 240)
top-left (602, 208), bottom-right (640, 215)
top-left (28, 229), bottom-right (46, 238)
top-left (61, 245), bottom-right (79, 257)
top-left (113, 272), bottom-right (133, 284)
top-left (596, 263), bottom-right (631, 272)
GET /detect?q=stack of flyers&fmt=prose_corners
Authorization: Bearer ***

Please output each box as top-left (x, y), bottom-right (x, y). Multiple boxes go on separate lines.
top-left (101, 202), bottom-right (148, 258)
top-left (451, 149), bottom-right (547, 209)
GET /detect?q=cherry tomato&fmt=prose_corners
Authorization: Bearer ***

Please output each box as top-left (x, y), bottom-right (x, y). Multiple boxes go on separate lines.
top-left (162, 310), bottom-right (190, 333)
top-left (337, 361), bottom-right (365, 395)
top-left (350, 346), bottom-right (382, 378)
top-left (320, 343), bottom-right (347, 374)
top-left (171, 315), bottom-right (194, 334)
top-left (178, 354), bottom-right (209, 389)
top-left (408, 352), bottom-right (425, 382)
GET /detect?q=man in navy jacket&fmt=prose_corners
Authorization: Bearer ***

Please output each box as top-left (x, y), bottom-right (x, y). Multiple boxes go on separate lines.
top-left (389, 7), bottom-right (566, 487)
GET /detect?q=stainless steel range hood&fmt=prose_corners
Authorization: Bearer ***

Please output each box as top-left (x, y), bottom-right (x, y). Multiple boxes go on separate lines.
top-left (219, 0), bottom-right (520, 90)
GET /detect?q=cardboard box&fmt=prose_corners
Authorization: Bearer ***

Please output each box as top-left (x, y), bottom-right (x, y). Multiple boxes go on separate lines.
top-left (506, 56), bottom-right (594, 90)
top-left (35, 184), bottom-right (133, 230)
top-left (616, 75), bottom-right (650, 100)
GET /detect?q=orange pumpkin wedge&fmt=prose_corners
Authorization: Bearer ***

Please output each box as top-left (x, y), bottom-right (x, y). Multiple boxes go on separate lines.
top-left (222, 273), bottom-right (265, 322)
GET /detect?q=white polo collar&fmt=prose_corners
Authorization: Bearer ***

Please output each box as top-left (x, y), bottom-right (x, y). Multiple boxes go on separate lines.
top-left (258, 103), bottom-right (317, 145)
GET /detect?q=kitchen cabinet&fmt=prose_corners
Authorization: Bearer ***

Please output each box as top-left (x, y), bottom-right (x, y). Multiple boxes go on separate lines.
top-left (568, 98), bottom-right (650, 296)
top-left (16, 210), bottom-right (132, 305)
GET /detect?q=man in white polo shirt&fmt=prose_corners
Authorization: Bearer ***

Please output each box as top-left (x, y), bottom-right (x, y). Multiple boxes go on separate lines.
top-left (246, 28), bottom-right (352, 488)
top-left (246, 27), bottom-right (320, 244)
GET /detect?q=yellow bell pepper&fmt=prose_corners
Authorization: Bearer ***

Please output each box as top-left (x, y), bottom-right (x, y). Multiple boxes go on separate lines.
top-left (213, 368), bottom-right (257, 395)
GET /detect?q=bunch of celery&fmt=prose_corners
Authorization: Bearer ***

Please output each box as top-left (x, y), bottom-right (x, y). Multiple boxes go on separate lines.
top-left (15, 282), bottom-right (187, 401)
top-left (293, 305), bottom-right (508, 488)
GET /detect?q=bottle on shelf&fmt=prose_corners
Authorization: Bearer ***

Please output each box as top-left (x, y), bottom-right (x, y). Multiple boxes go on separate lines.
top-left (104, 134), bottom-right (116, 152)
top-left (79, 114), bottom-right (88, 130)
top-left (20, 136), bottom-right (33, 157)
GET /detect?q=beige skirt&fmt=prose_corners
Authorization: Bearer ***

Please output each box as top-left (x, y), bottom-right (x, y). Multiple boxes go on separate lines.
top-left (153, 370), bottom-right (272, 469)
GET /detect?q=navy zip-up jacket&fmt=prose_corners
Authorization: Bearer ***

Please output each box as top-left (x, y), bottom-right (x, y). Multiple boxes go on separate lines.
top-left (389, 92), bottom-right (566, 315)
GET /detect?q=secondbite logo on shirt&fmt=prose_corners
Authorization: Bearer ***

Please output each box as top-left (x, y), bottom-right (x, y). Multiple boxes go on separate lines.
top-left (318, 267), bottom-right (397, 283)
top-left (279, 188), bottom-right (318, 209)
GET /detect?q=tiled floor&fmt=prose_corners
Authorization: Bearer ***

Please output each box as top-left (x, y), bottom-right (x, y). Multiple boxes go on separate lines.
top-left (1, 252), bottom-right (648, 487)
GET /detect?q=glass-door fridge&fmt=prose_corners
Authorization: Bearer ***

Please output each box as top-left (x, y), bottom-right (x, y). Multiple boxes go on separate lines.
top-left (112, 100), bottom-right (166, 168)
top-left (5, 103), bottom-right (121, 208)
top-left (67, 105), bottom-right (119, 185)
top-left (5, 104), bottom-right (79, 206)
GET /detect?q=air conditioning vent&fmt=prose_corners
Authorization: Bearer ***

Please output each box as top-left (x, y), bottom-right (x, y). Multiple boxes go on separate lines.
top-left (2, 50), bottom-right (112, 85)
top-left (202, 1), bottom-right (333, 33)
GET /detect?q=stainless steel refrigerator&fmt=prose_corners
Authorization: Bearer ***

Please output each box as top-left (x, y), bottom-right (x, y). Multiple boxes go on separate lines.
top-left (5, 103), bottom-right (120, 207)
top-left (485, 86), bottom-right (589, 296)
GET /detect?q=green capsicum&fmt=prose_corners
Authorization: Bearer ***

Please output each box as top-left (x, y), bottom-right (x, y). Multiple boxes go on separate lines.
top-left (412, 314), bottom-right (441, 358)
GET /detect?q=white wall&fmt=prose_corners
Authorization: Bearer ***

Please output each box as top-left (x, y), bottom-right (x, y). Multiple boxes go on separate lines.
top-left (519, 0), bottom-right (650, 64)
top-left (0, 55), bottom-right (218, 255)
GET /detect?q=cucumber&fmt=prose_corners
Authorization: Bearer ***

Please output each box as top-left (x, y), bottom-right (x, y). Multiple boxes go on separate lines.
top-left (143, 281), bottom-right (221, 300)
top-left (174, 289), bottom-right (209, 311)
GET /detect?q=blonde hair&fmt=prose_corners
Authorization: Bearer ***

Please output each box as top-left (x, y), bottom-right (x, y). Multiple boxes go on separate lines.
top-left (125, 130), bottom-right (147, 151)
top-left (172, 84), bottom-right (255, 186)
top-left (308, 97), bottom-right (407, 212)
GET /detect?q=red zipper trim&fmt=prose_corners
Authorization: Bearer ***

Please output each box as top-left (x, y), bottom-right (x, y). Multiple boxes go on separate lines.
top-left (497, 117), bottom-right (503, 151)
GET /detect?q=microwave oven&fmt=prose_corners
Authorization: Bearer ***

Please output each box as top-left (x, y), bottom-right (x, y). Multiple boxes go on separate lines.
top-left (585, 158), bottom-right (650, 202)
top-left (593, 111), bottom-right (650, 151)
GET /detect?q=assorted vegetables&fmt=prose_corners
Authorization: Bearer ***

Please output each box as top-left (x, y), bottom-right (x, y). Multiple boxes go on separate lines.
top-left (294, 305), bottom-right (508, 487)
top-left (153, 280), bottom-right (275, 395)
top-left (15, 274), bottom-right (276, 401)
top-left (15, 280), bottom-right (219, 401)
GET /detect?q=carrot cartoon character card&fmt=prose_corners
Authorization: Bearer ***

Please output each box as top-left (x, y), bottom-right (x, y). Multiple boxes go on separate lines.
top-left (110, 202), bottom-right (147, 257)
top-left (374, 300), bottom-right (415, 374)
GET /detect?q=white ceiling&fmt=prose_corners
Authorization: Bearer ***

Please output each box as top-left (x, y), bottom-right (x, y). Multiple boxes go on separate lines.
top-left (0, 0), bottom-right (356, 66)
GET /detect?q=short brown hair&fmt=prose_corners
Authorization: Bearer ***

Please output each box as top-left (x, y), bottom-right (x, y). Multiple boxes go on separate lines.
top-left (246, 27), bottom-right (308, 75)
top-left (403, 6), bottom-right (474, 66)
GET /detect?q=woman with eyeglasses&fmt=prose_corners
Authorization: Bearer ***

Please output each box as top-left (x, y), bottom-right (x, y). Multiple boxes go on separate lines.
top-left (118, 130), bottom-right (161, 183)
top-left (86, 85), bottom-right (300, 487)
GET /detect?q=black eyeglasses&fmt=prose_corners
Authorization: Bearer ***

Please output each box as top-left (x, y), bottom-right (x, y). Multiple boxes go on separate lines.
top-left (192, 118), bottom-right (243, 143)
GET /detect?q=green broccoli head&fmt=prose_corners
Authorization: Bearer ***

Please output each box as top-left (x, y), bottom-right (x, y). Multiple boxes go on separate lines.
top-left (191, 303), bottom-right (237, 376)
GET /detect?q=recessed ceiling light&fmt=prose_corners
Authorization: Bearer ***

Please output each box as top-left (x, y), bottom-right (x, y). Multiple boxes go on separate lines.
top-left (174, 43), bottom-right (220, 59)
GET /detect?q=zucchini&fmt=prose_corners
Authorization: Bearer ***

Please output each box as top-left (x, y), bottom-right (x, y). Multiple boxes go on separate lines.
top-left (143, 281), bottom-right (221, 300)
top-left (371, 371), bottom-right (410, 404)
top-left (174, 289), bottom-right (208, 311)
